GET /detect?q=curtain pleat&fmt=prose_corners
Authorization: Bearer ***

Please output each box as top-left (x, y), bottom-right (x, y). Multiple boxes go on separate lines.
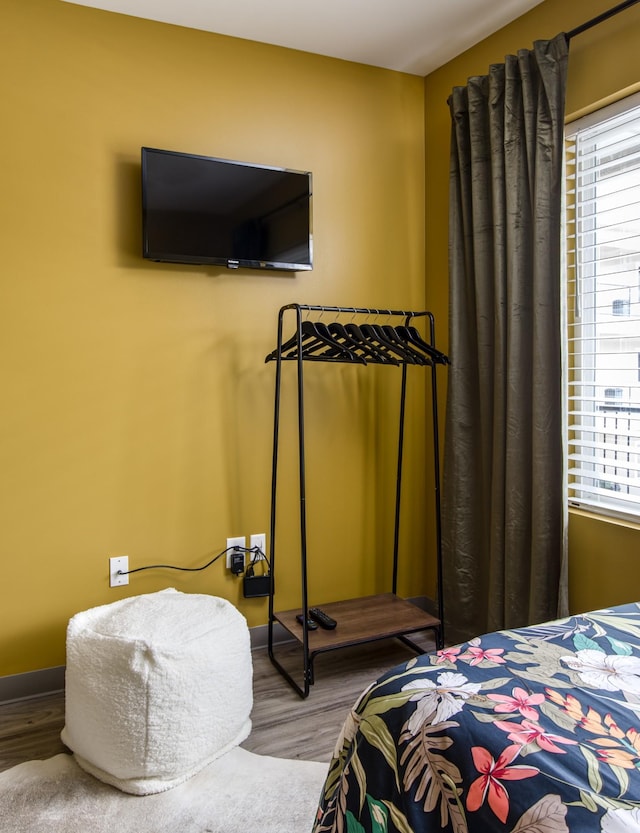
top-left (443, 34), bottom-right (569, 644)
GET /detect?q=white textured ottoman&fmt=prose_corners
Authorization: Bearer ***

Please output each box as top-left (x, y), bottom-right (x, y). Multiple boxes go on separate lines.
top-left (61, 588), bottom-right (253, 795)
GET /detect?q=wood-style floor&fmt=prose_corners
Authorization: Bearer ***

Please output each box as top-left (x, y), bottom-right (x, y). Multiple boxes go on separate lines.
top-left (0, 635), bottom-right (435, 774)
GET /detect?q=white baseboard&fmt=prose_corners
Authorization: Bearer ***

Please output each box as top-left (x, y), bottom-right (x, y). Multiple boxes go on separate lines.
top-left (0, 596), bottom-right (432, 703)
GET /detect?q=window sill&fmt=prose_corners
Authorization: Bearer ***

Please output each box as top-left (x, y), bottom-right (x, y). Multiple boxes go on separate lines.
top-left (569, 505), bottom-right (640, 532)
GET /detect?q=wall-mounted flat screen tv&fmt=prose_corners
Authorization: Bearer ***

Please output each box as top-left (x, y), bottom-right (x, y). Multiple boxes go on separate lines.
top-left (142, 147), bottom-right (313, 271)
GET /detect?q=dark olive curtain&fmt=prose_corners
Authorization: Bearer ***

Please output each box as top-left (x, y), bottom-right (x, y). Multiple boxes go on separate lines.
top-left (442, 34), bottom-right (569, 644)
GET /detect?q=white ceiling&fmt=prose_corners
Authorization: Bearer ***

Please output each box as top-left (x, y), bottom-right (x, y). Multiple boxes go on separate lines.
top-left (62, 0), bottom-right (546, 76)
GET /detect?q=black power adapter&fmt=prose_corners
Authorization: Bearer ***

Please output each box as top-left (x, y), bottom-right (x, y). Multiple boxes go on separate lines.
top-left (243, 573), bottom-right (271, 598)
top-left (230, 551), bottom-right (245, 575)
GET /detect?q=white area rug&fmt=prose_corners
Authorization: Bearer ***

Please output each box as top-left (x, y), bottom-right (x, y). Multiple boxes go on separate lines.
top-left (0, 747), bottom-right (328, 833)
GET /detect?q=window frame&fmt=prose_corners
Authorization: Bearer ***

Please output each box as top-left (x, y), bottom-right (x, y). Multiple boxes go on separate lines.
top-left (564, 91), bottom-right (640, 525)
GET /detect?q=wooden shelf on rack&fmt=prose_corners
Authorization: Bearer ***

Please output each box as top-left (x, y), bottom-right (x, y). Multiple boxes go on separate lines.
top-left (274, 593), bottom-right (440, 654)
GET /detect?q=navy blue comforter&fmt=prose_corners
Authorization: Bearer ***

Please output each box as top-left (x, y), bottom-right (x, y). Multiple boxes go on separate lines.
top-left (313, 603), bottom-right (640, 832)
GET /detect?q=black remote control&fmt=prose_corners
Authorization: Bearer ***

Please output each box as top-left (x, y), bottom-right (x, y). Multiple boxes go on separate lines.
top-left (309, 607), bottom-right (337, 629)
top-left (296, 613), bottom-right (318, 630)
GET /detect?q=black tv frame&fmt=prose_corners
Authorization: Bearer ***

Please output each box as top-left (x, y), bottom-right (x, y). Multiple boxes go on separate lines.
top-left (141, 147), bottom-right (313, 272)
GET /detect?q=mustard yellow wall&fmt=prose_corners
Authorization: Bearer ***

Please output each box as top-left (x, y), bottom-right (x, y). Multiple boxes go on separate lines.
top-left (424, 0), bottom-right (640, 615)
top-left (0, 0), bottom-right (428, 676)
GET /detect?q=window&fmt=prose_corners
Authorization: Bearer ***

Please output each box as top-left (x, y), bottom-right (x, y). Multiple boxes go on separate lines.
top-left (565, 93), bottom-right (640, 523)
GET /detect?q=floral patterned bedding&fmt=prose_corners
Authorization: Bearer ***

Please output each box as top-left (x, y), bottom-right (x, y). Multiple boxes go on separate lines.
top-left (312, 603), bottom-right (640, 833)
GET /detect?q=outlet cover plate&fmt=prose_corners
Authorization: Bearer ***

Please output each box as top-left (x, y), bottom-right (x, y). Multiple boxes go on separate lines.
top-left (226, 536), bottom-right (246, 569)
top-left (110, 556), bottom-right (129, 587)
top-left (250, 533), bottom-right (266, 561)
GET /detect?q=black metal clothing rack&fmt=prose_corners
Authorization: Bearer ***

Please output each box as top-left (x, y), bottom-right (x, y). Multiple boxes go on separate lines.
top-left (265, 303), bottom-right (448, 698)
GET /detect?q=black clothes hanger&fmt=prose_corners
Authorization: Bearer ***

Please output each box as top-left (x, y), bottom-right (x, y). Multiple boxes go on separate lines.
top-left (312, 321), bottom-right (365, 362)
top-left (268, 319), bottom-right (365, 363)
top-left (329, 321), bottom-right (400, 364)
top-left (345, 322), bottom-right (400, 365)
top-left (395, 325), bottom-right (449, 365)
top-left (268, 320), bottom-right (334, 359)
top-left (360, 323), bottom-right (422, 364)
top-left (327, 322), bottom-right (374, 361)
top-left (271, 320), bottom-right (320, 357)
top-left (379, 324), bottom-right (430, 365)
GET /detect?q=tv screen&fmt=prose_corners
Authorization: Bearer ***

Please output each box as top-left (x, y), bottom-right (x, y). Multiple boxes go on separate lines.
top-left (141, 147), bottom-right (312, 271)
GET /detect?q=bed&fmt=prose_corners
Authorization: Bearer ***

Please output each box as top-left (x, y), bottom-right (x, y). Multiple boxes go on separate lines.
top-left (312, 602), bottom-right (640, 832)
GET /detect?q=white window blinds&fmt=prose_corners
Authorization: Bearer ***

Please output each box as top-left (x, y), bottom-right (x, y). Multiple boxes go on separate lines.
top-left (565, 93), bottom-right (640, 522)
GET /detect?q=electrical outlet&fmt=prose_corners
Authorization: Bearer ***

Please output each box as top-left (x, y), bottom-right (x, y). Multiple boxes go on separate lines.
top-left (250, 533), bottom-right (267, 561)
top-left (226, 536), bottom-right (246, 569)
top-left (109, 556), bottom-right (129, 587)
